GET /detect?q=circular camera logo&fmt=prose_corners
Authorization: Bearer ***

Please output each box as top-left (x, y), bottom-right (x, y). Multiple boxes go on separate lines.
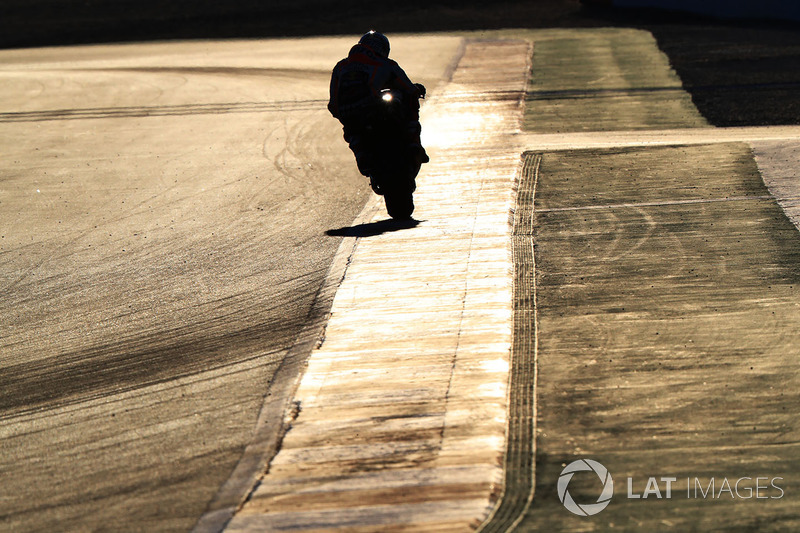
top-left (557, 459), bottom-right (614, 516)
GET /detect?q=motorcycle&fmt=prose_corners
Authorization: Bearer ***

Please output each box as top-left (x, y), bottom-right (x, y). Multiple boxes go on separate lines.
top-left (359, 88), bottom-right (425, 220)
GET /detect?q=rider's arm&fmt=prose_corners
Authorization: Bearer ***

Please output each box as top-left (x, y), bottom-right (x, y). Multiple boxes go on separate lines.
top-left (384, 60), bottom-right (423, 99)
top-left (327, 62), bottom-right (343, 118)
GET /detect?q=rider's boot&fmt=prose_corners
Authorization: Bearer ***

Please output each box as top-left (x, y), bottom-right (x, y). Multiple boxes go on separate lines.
top-left (413, 144), bottom-right (430, 164)
top-left (406, 120), bottom-right (429, 165)
top-left (369, 176), bottom-right (383, 195)
top-left (354, 150), bottom-right (373, 176)
top-left (346, 131), bottom-right (372, 176)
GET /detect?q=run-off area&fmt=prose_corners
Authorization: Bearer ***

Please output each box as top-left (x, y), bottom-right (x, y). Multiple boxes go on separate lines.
top-left (512, 143), bottom-right (800, 531)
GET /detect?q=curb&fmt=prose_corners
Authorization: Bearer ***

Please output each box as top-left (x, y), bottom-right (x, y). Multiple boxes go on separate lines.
top-left (223, 39), bottom-right (533, 531)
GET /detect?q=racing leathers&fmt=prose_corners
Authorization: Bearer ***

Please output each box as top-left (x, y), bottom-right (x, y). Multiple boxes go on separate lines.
top-left (328, 42), bottom-right (428, 176)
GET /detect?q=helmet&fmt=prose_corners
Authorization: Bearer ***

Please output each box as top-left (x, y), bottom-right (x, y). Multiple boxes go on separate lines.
top-left (359, 31), bottom-right (390, 58)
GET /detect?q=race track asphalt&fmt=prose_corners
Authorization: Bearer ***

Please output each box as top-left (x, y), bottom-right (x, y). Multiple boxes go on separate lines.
top-left (0, 36), bottom-right (461, 532)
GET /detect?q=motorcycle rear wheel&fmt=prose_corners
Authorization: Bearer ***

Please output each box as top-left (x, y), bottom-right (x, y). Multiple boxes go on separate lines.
top-left (384, 191), bottom-right (414, 220)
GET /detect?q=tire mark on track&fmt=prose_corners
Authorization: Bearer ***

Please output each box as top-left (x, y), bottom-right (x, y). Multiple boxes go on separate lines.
top-left (0, 270), bottom-right (324, 419)
top-left (0, 100), bottom-right (325, 122)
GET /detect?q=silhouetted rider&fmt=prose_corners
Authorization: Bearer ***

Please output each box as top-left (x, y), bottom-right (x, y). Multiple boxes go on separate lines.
top-left (328, 31), bottom-right (429, 176)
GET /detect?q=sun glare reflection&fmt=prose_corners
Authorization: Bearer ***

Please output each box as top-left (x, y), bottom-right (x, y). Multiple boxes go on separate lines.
top-left (478, 382), bottom-right (506, 398)
top-left (481, 359), bottom-right (509, 373)
top-left (422, 110), bottom-right (499, 149)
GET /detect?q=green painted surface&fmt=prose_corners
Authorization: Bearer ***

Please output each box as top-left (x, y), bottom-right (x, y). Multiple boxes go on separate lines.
top-left (523, 29), bottom-right (709, 133)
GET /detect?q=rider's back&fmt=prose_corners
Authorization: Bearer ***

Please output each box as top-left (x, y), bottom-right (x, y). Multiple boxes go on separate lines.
top-left (328, 43), bottom-right (420, 120)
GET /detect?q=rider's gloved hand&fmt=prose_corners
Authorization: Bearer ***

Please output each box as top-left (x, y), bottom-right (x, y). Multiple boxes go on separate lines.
top-left (415, 83), bottom-right (426, 99)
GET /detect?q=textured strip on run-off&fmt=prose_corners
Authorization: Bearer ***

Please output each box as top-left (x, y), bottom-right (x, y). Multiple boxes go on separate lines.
top-left (224, 39), bottom-right (532, 532)
top-left (478, 153), bottom-right (540, 532)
